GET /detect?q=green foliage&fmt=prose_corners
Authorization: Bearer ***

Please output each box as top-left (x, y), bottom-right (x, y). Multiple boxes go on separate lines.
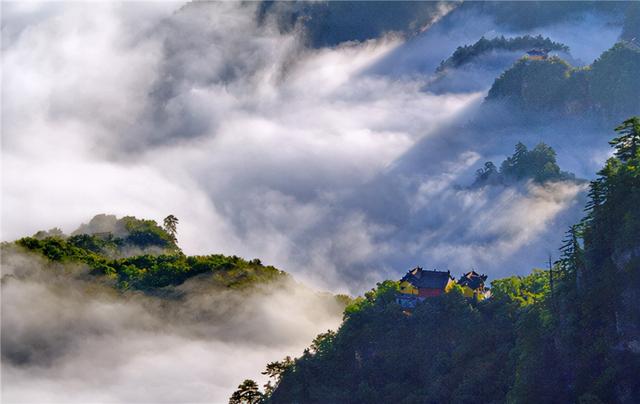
top-left (438, 34), bottom-right (569, 72)
top-left (261, 118), bottom-right (640, 404)
top-left (229, 379), bottom-right (264, 404)
top-left (488, 56), bottom-right (573, 111)
top-left (16, 236), bottom-right (285, 292)
top-left (119, 216), bottom-right (178, 251)
top-left (343, 280), bottom-right (399, 319)
top-left (487, 44), bottom-right (640, 121)
top-left (490, 269), bottom-right (550, 307)
top-left (610, 117), bottom-right (640, 162)
top-left (268, 285), bottom-right (519, 404)
top-left (262, 356), bottom-right (295, 397)
top-left (474, 141), bottom-right (575, 186)
top-left (589, 44), bottom-right (640, 121)
top-left (163, 214), bottom-right (179, 242)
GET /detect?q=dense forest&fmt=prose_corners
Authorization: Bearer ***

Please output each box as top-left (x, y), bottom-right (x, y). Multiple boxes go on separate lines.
top-left (232, 118), bottom-right (640, 404)
top-left (473, 141), bottom-right (576, 186)
top-left (436, 35), bottom-right (569, 72)
top-left (486, 43), bottom-right (640, 121)
top-left (10, 215), bottom-right (288, 292)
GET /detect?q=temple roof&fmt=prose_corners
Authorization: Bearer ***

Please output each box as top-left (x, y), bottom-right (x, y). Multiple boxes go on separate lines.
top-left (400, 267), bottom-right (452, 290)
top-left (458, 271), bottom-right (488, 290)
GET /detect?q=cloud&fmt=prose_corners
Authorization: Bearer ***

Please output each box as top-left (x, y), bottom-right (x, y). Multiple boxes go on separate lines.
top-left (1, 2), bottom-right (478, 285)
top-left (1, 246), bottom-right (344, 403)
top-left (2, 2), bottom-right (625, 401)
top-left (1, 2), bottom-right (614, 291)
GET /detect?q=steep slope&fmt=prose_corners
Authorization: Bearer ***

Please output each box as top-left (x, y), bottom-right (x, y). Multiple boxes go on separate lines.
top-left (436, 35), bottom-right (569, 73)
top-left (486, 43), bottom-right (640, 122)
top-left (1, 215), bottom-right (348, 402)
top-left (240, 118), bottom-right (640, 404)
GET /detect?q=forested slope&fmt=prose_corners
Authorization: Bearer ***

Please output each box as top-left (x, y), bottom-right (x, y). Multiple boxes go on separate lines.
top-left (235, 118), bottom-right (640, 404)
top-left (486, 44), bottom-right (640, 122)
top-left (9, 215), bottom-right (287, 292)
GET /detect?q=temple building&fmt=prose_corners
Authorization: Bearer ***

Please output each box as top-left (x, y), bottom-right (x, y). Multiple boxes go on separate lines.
top-left (457, 271), bottom-right (490, 301)
top-left (525, 48), bottom-right (549, 60)
top-left (397, 267), bottom-right (455, 308)
top-left (396, 267), bottom-right (491, 308)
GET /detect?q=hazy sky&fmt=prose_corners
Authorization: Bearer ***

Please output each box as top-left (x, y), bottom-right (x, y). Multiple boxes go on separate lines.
top-left (1, 2), bottom-right (621, 293)
top-left (1, 2), bottom-right (631, 402)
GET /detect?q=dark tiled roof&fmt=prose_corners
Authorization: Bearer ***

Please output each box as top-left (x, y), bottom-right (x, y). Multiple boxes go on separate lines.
top-left (458, 271), bottom-right (487, 290)
top-left (527, 48), bottom-right (548, 56)
top-left (400, 267), bottom-right (452, 290)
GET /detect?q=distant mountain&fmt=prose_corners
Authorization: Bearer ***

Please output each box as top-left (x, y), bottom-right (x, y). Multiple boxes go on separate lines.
top-left (11, 214), bottom-right (338, 293)
top-left (486, 43), bottom-right (640, 123)
top-left (257, 1), bottom-right (448, 48)
top-left (436, 35), bottom-right (569, 73)
top-left (472, 141), bottom-right (577, 187)
top-left (257, 1), bottom-right (628, 49)
top-left (2, 215), bottom-right (348, 401)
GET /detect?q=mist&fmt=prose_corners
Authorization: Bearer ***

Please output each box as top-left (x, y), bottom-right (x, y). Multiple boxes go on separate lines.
top-left (3, 2), bottom-right (637, 402)
top-left (1, 245), bottom-right (344, 402)
top-left (0, 2), bottom-right (629, 291)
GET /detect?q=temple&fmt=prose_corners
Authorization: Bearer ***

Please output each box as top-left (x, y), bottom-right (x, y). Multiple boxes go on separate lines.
top-left (396, 267), bottom-right (490, 308)
top-left (525, 48), bottom-right (549, 60)
top-left (457, 271), bottom-right (490, 301)
top-left (397, 267), bottom-right (455, 308)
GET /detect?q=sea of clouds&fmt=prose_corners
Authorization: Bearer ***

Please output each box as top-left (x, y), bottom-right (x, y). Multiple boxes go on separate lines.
top-left (1, 244), bottom-right (345, 402)
top-left (2, 1), bottom-right (621, 291)
top-left (0, 2), bottom-right (627, 401)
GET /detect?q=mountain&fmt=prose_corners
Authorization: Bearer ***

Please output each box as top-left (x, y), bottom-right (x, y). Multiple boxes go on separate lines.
top-left (14, 215), bottom-right (286, 291)
top-left (436, 35), bottom-right (569, 73)
top-left (257, 1), bottom-right (628, 49)
top-left (1, 215), bottom-right (348, 401)
top-left (236, 118), bottom-right (640, 404)
top-left (485, 43), bottom-right (640, 123)
top-left (471, 141), bottom-right (577, 187)
top-left (257, 1), bottom-right (448, 48)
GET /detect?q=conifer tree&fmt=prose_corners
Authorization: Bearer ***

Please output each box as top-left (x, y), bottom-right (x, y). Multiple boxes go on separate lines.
top-left (229, 380), bottom-right (263, 404)
top-left (163, 214), bottom-right (179, 242)
top-left (582, 178), bottom-right (606, 226)
top-left (558, 224), bottom-right (583, 273)
top-left (609, 116), bottom-right (640, 162)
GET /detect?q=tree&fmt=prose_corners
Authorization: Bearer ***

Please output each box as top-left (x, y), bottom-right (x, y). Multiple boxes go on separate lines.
top-left (475, 161), bottom-right (499, 184)
top-left (610, 116), bottom-right (640, 162)
top-left (582, 178), bottom-right (606, 226)
top-left (163, 215), bottom-right (179, 241)
top-left (558, 224), bottom-right (583, 273)
top-left (229, 379), bottom-right (263, 404)
top-left (262, 356), bottom-right (294, 396)
top-left (501, 142), bottom-right (529, 179)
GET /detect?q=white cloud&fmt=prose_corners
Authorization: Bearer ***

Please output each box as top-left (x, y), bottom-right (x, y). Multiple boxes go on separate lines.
top-left (1, 248), bottom-right (344, 403)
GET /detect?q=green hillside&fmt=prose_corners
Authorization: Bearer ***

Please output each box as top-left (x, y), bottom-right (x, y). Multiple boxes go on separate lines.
top-left (233, 118), bottom-right (640, 404)
top-left (473, 141), bottom-right (576, 186)
top-left (437, 35), bottom-right (569, 73)
top-left (486, 44), bottom-right (640, 122)
top-left (11, 215), bottom-right (287, 291)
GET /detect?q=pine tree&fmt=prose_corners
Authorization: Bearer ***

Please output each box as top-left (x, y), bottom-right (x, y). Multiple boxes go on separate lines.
top-left (558, 225), bottom-right (583, 273)
top-left (582, 178), bottom-right (607, 227)
top-left (229, 380), bottom-right (263, 404)
top-left (513, 142), bottom-right (528, 164)
top-left (609, 116), bottom-right (640, 162)
top-left (163, 215), bottom-right (179, 242)
top-left (501, 142), bottom-right (529, 179)
top-left (262, 356), bottom-right (294, 397)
